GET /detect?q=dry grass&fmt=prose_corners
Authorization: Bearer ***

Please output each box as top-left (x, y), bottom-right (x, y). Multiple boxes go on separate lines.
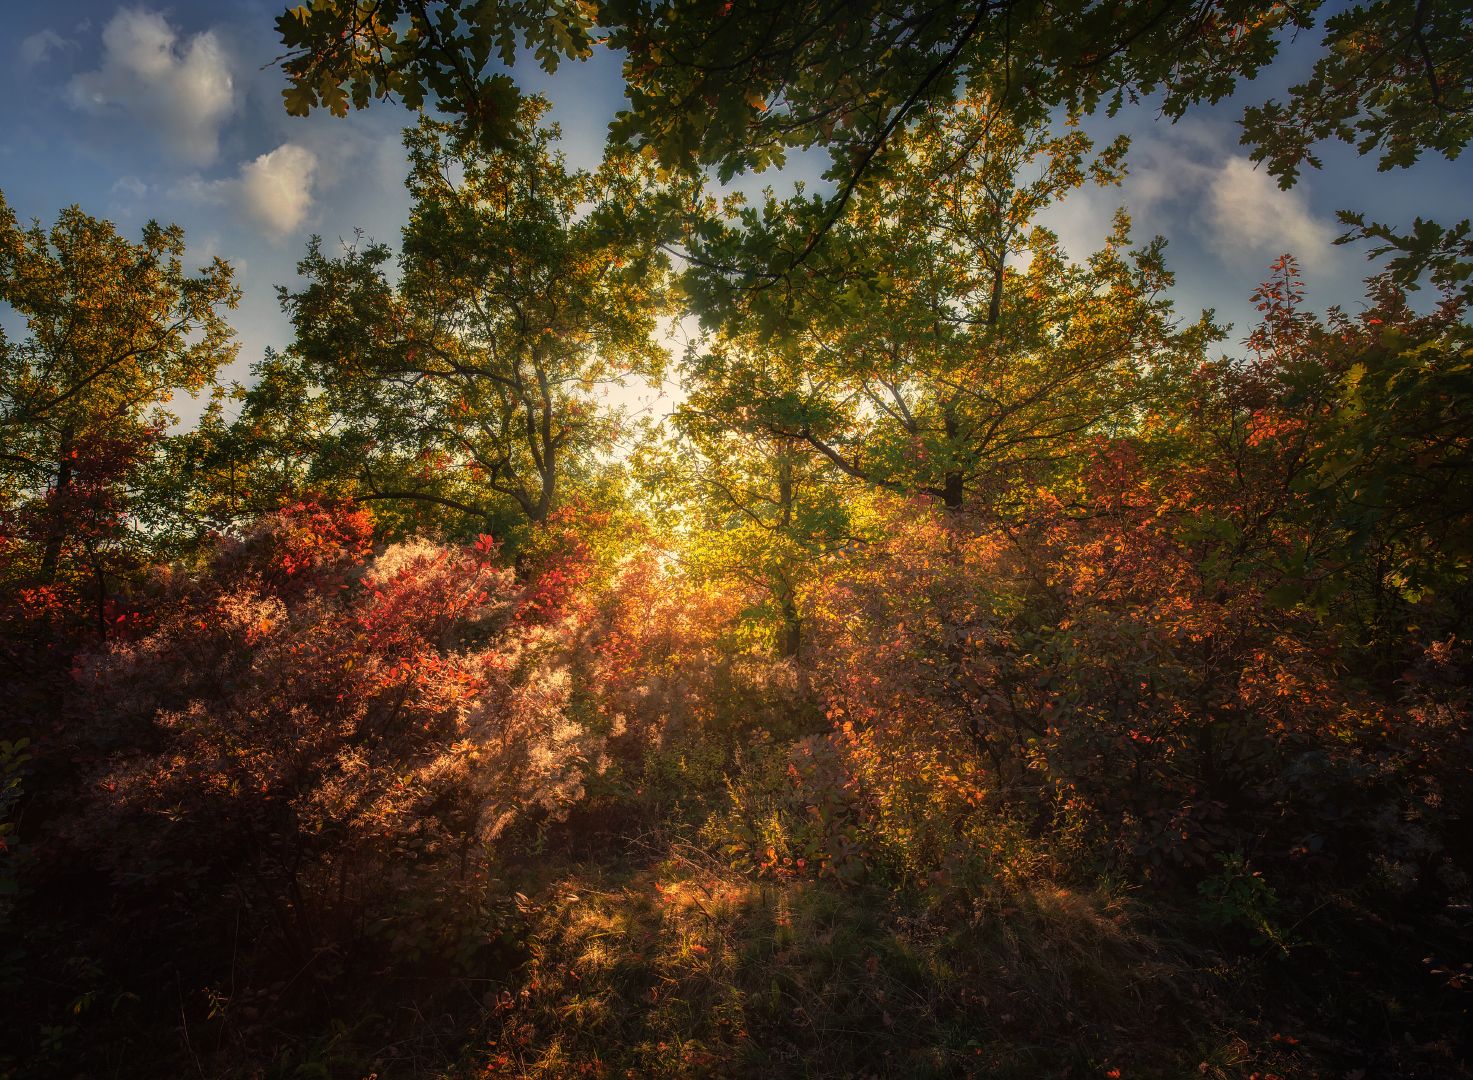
top-left (452, 849), bottom-right (1310, 1080)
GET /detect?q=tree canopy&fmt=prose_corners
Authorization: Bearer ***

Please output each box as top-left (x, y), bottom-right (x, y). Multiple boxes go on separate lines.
top-left (267, 98), bottom-right (673, 537)
top-left (0, 193), bottom-right (237, 604)
top-left (3, 3), bottom-right (1473, 1076)
top-left (275, 0), bottom-right (1473, 290)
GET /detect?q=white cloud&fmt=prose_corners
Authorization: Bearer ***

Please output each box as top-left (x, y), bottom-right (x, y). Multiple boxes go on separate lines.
top-left (68, 8), bottom-right (234, 167)
top-left (1206, 155), bottom-right (1334, 268)
top-left (237, 144), bottom-right (319, 237)
top-left (178, 143), bottom-right (319, 240)
top-left (19, 29), bottom-right (72, 68)
top-left (111, 175), bottom-right (148, 199)
top-left (1040, 126), bottom-right (1336, 274)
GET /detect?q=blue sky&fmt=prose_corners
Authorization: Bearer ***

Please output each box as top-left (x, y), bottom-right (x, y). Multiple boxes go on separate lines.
top-left (3, 1), bottom-right (1470, 424)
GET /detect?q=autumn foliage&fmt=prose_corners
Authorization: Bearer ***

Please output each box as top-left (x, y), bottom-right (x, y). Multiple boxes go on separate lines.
top-left (712, 265), bottom-right (1473, 913)
top-left (4, 254), bottom-right (1471, 1076)
top-left (49, 505), bottom-right (607, 1014)
top-left (4, 18), bottom-right (1473, 1068)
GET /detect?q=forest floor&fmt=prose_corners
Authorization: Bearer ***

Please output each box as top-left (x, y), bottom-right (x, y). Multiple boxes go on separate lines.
top-left (282, 833), bottom-right (1468, 1080)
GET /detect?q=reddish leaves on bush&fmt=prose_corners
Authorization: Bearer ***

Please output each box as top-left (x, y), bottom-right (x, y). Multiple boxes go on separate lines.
top-left (67, 503), bottom-right (605, 960)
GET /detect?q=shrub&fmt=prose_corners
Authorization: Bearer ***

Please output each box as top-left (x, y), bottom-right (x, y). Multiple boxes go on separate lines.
top-left (63, 503), bottom-right (605, 982)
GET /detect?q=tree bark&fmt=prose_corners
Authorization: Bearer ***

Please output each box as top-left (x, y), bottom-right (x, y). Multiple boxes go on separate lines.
top-left (776, 449), bottom-right (802, 659)
top-left (942, 410), bottom-right (965, 510)
top-left (38, 426), bottom-right (75, 586)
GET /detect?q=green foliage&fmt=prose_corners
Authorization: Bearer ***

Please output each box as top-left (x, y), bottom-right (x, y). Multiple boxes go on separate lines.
top-left (274, 0), bottom-right (1299, 184)
top-left (657, 407), bottom-right (855, 658)
top-left (267, 99), bottom-right (673, 536)
top-left (269, 0), bottom-right (1471, 315)
top-left (7, 6), bottom-right (1473, 1073)
top-left (1197, 852), bottom-right (1283, 945)
top-left (1242, 0), bottom-right (1473, 187)
top-left (679, 97), bottom-right (1218, 533)
top-left (1336, 210), bottom-right (1473, 304)
top-left (1309, 308), bottom-right (1473, 605)
top-left (165, 348), bottom-right (343, 533)
top-left (275, 0), bottom-right (598, 149)
top-left (0, 191), bottom-right (238, 603)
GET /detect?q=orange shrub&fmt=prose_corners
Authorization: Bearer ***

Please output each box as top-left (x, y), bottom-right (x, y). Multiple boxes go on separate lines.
top-left (64, 503), bottom-right (606, 967)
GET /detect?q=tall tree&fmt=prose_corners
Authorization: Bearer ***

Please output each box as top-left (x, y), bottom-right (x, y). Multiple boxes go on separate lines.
top-left (273, 1), bottom-right (1471, 312)
top-left (274, 0), bottom-right (1299, 182)
top-left (662, 386), bottom-right (854, 659)
top-left (279, 100), bottom-right (673, 537)
top-left (0, 192), bottom-right (237, 605)
top-left (686, 98), bottom-right (1217, 512)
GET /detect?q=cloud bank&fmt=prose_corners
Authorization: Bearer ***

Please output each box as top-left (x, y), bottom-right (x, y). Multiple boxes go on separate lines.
top-left (1042, 124), bottom-right (1337, 276)
top-left (68, 8), bottom-right (234, 167)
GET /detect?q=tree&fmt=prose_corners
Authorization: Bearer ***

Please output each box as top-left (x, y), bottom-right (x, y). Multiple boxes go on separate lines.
top-left (279, 100), bottom-right (673, 537)
top-left (663, 391), bottom-right (854, 659)
top-left (273, 0), bottom-right (1297, 300)
top-left (274, 0), bottom-right (602, 152)
top-left (685, 98), bottom-right (1218, 512)
top-left (164, 348), bottom-right (342, 535)
top-left (273, 1), bottom-right (1473, 314)
top-left (1242, 0), bottom-right (1472, 187)
top-left (0, 192), bottom-right (238, 611)
top-left (274, 0), bottom-right (1297, 187)
top-left (1189, 256), bottom-right (1473, 644)
top-left (1241, 0), bottom-right (1473, 299)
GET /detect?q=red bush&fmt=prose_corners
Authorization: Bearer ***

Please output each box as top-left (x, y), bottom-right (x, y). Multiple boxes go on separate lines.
top-left (64, 503), bottom-right (607, 965)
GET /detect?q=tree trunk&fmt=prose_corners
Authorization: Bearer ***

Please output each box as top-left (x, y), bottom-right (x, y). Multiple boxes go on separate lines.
top-left (942, 411), bottom-right (964, 510)
top-left (39, 426), bottom-right (75, 586)
top-left (776, 449), bottom-right (802, 659)
top-left (942, 470), bottom-right (964, 510)
top-left (778, 589), bottom-right (802, 660)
